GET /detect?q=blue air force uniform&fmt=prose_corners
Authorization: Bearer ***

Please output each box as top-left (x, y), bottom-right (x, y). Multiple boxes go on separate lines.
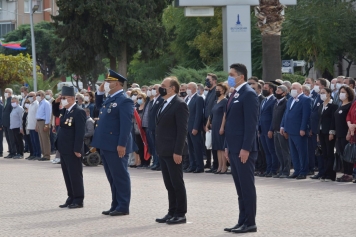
top-left (91, 70), bottom-right (134, 214)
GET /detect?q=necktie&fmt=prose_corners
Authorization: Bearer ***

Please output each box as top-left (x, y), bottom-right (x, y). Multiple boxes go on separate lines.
top-left (261, 98), bottom-right (268, 108)
top-left (227, 91), bottom-right (236, 109)
top-left (158, 101), bottom-right (167, 116)
top-left (185, 97), bottom-right (189, 103)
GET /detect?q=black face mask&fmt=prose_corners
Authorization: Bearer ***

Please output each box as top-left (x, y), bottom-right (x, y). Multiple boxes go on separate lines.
top-left (205, 79), bottom-right (212, 88)
top-left (262, 90), bottom-right (270, 97)
top-left (275, 93), bottom-right (284, 100)
top-left (180, 91), bottom-right (187, 97)
top-left (216, 91), bottom-right (221, 97)
top-left (159, 87), bottom-right (167, 97)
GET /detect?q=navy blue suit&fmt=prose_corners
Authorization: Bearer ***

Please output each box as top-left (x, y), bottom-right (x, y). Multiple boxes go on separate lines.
top-left (281, 94), bottom-right (312, 176)
top-left (225, 84), bottom-right (259, 227)
top-left (187, 93), bottom-right (205, 171)
top-left (92, 90), bottom-right (134, 213)
top-left (259, 95), bottom-right (278, 173)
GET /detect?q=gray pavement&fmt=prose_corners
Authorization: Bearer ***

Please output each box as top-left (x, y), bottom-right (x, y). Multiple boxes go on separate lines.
top-left (0, 153), bottom-right (355, 237)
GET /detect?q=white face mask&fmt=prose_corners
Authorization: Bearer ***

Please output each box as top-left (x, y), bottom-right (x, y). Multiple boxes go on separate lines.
top-left (28, 97), bottom-right (34, 103)
top-left (187, 89), bottom-right (192, 97)
top-left (203, 90), bottom-right (208, 96)
top-left (36, 96), bottom-right (41, 102)
top-left (304, 84), bottom-right (311, 89)
top-left (21, 92), bottom-right (25, 97)
top-left (104, 82), bottom-right (111, 93)
top-left (61, 99), bottom-right (69, 107)
top-left (131, 95), bottom-right (137, 101)
top-left (4, 93), bottom-right (8, 98)
top-left (291, 89), bottom-right (298, 98)
top-left (11, 102), bottom-right (17, 108)
top-left (146, 90), bottom-right (152, 97)
top-left (45, 95), bottom-right (51, 100)
top-left (336, 83), bottom-right (342, 90)
top-left (339, 92), bottom-right (347, 101)
top-left (320, 94), bottom-right (327, 101)
top-left (24, 103), bottom-right (30, 109)
top-left (84, 96), bottom-right (89, 102)
top-left (313, 85), bottom-right (320, 93)
top-left (331, 84), bottom-right (335, 90)
top-left (151, 89), bottom-right (157, 97)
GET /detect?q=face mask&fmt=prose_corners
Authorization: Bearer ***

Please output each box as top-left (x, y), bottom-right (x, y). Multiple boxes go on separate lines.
top-left (159, 87), bottom-right (167, 97)
top-left (313, 85), bottom-right (320, 93)
top-left (187, 89), bottom-right (192, 97)
top-left (331, 84), bottom-right (335, 90)
top-left (228, 76), bottom-right (236, 88)
top-left (339, 92), bottom-right (347, 101)
top-left (84, 96), bottom-right (89, 102)
top-left (205, 79), bottom-right (212, 88)
top-left (275, 93), bottom-right (284, 100)
top-left (45, 95), bottom-right (51, 100)
top-left (28, 97), bottom-right (33, 103)
top-left (262, 89), bottom-right (270, 97)
top-left (36, 96), bottom-right (41, 102)
top-left (4, 93), bottom-right (8, 98)
top-left (204, 90), bottom-right (208, 96)
top-left (137, 99), bottom-right (143, 105)
top-left (21, 92), bottom-right (25, 97)
top-left (131, 95), bottom-right (137, 101)
top-left (146, 90), bottom-right (152, 97)
top-left (304, 84), bottom-right (311, 89)
top-left (320, 94), bottom-right (327, 101)
top-left (11, 102), bottom-right (17, 108)
top-left (104, 82), bottom-right (111, 93)
top-left (61, 99), bottom-right (69, 107)
top-left (151, 89), bottom-right (157, 97)
top-left (25, 103), bottom-right (30, 109)
top-left (216, 91), bottom-right (222, 97)
top-left (291, 89), bottom-right (298, 98)
top-left (336, 83), bottom-right (342, 90)
top-left (180, 92), bottom-right (187, 97)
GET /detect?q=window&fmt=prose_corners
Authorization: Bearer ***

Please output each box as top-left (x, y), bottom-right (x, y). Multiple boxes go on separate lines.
top-left (24, 0), bottom-right (43, 13)
top-left (0, 23), bottom-right (15, 38)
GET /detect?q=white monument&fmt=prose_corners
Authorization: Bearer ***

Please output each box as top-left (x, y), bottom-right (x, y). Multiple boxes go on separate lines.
top-left (176, 0), bottom-right (297, 77)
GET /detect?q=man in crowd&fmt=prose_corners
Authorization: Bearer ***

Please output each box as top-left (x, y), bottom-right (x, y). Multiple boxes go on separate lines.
top-left (46, 90), bottom-right (56, 154)
top-left (334, 76), bottom-right (345, 106)
top-left (84, 108), bottom-right (95, 151)
top-left (330, 78), bottom-right (337, 98)
top-left (281, 82), bottom-right (312, 179)
top-left (35, 90), bottom-right (52, 161)
top-left (26, 92), bottom-right (41, 160)
top-left (282, 81), bottom-right (292, 99)
top-left (141, 86), bottom-right (148, 95)
top-left (0, 101), bottom-right (3, 157)
top-left (10, 97), bottom-right (24, 159)
top-left (184, 82), bottom-right (205, 173)
top-left (197, 84), bottom-right (205, 99)
top-left (3, 88), bottom-right (16, 158)
top-left (20, 86), bottom-right (29, 107)
top-left (76, 93), bottom-right (85, 108)
top-left (304, 78), bottom-right (318, 100)
top-left (179, 84), bottom-right (188, 99)
top-left (302, 85), bottom-right (310, 97)
top-left (345, 77), bottom-right (355, 90)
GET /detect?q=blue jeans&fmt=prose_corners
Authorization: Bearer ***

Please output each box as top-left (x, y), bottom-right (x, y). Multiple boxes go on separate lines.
top-left (30, 130), bottom-right (42, 157)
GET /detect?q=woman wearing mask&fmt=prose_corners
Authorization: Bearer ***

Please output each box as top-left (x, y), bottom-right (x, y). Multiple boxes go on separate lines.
top-left (317, 88), bottom-right (338, 181)
top-left (23, 99), bottom-right (34, 159)
top-left (331, 86), bottom-right (354, 182)
top-left (84, 91), bottom-right (96, 118)
top-left (205, 83), bottom-right (228, 174)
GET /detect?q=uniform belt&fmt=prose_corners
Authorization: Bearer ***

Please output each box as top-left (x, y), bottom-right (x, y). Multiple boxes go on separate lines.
top-left (37, 119), bottom-right (45, 121)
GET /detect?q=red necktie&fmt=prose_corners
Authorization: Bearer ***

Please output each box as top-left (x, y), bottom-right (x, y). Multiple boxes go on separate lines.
top-left (227, 90), bottom-right (236, 109)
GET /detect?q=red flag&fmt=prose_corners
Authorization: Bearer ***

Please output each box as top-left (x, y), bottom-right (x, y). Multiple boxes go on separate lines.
top-left (133, 109), bottom-right (151, 160)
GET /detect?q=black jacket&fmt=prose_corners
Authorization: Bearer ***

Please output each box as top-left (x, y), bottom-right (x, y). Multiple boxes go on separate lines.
top-left (148, 96), bottom-right (164, 131)
top-left (155, 95), bottom-right (189, 156)
top-left (204, 86), bottom-right (217, 121)
top-left (271, 98), bottom-right (287, 132)
top-left (2, 97), bottom-right (12, 127)
top-left (317, 102), bottom-right (338, 135)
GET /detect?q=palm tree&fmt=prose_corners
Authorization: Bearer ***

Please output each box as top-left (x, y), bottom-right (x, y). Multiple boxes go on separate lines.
top-left (255, 0), bottom-right (285, 81)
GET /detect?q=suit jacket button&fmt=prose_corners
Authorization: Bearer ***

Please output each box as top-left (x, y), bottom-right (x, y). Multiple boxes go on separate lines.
top-left (103, 106), bottom-right (105, 108)
top-left (110, 132), bottom-right (112, 134)
top-left (96, 124), bottom-right (98, 127)
top-left (100, 112), bottom-right (102, 114)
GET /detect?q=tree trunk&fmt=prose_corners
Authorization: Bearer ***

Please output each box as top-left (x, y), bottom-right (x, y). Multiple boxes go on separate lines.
top-left (337, 55), bottom-right (343, 76)
top-left (109, 55), bottom-right (117, 72)
top-left (346, 61), bottom-right (353, 77)
top-left (262, 35), bottom-right (282, 81)
top-left (117, 43), bottom-right (127, 89)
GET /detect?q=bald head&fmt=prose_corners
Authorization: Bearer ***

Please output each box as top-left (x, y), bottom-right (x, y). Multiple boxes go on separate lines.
top-left (187, 82), bottom-right (197, 95)
top-left (291, 82), bottom-right (303, 97)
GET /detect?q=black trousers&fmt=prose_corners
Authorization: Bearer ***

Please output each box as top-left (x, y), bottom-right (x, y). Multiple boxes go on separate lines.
top-left (0, 128), bottom-right (3, 154)
top-left (336, 137), bottom-right (354, 175)
top-left (255, 137), bottom-right (266, 172)
top-left (319, 133), bottom-right (336, 180)
top-left (4, 126), bottom-right (16, 155)
top-left (11, 128), bottom-right (24, 156)
top-left (135, 134), bottom-right (151, 166)
top-left (60, 152), bottom-right (84, 205)
top-left (159, 155), bottom-right (187, 217)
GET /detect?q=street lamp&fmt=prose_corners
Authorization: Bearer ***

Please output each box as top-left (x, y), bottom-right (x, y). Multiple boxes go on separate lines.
top-left (30, 2), bottom-right (39, 91)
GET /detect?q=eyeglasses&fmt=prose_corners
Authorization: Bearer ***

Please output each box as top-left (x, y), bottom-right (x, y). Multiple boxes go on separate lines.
top-left (137, 97), bottom-right (143, 99)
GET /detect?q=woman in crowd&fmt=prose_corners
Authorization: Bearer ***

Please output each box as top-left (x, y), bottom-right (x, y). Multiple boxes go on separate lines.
top-left (346, 88), bottom-right (356, 183)
top-left (205, 83), bottom-right (228, 174)
top-left (23, 99), bottom-right (33, 159)
top-left (84, 91), bottom-right (96, 118)
top-left (317, 88), bottom-right (338, 181)
top-left (331, 86), bottom-right (354, 182)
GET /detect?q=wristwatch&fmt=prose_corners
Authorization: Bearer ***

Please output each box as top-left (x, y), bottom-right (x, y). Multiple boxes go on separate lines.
top-left (45, 125), bottom-right (49, 128)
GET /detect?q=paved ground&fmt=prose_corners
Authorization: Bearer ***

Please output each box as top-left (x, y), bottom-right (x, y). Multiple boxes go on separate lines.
top-left (0, 152), bottom-right (355, 237)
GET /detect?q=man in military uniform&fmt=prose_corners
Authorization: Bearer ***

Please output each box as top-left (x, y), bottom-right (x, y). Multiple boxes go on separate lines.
top-left (91, 69), bottom-right (134, 216)
top-left (52, 86), bottom-right (86, 209)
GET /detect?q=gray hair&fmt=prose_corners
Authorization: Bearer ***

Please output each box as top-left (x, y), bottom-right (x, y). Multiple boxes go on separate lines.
top-left (5, 88), bottom-right (13, 94)
top-left (11, 96), bottom-right (19, 102)
top-left (46, 90), bottom-right (53, 95)
top-left (188, 82), bottom-right (197, 89)
top-left (277, 85), bottom-right (288, 93)
top-left (282, 81), bottom-right (292, 89)
top-left (76, 93), bottom-right (84, 100)
top-left (302, 85), bottom-right (310, 93)
top-left (37, 90), bottom-right (45, 97)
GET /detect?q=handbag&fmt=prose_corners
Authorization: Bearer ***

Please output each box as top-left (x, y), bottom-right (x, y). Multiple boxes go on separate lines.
top-left (343, 136), bottom-right (356, 163)
top-left (333, 153), bottom-right (343, 172)
top-left (205, 130), bottom-right (212, 150)
top-left (315, 144), bottom-right (322, 156)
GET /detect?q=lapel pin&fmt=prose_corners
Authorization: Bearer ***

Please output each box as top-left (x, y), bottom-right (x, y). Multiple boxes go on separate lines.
top-left (112, 103), bottom-right (117, 108)
top-left (317, 102), bottom-right (320, 106)
top-left (339, 110), bottom-right (343, 114)
top-left (234, 93), bottom-right (239, 98)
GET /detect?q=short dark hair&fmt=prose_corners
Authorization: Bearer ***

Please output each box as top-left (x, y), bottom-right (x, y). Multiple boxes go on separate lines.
top-left (248, 76), bottom-right (259, 83)
top-left (258, 80), bottom-right (265, 86)
top-left (265, 82), bottom-right (276, 93)
top-left (323, 87), bottom-right (332, 95)
top-left (216, 83), bottom-right (228, 94)
top-left (169, 77), bottom-right (180, 94)
top-left (339, 85), bottom-right (355, 102)
top-left (207, 73), bottom-right (218, 81)
top-left (349, 78), bottom-right (355, 88)
top-left (317, 78), bottom-right (327, 88)
top-left (88, 91), bottom-right (95, 103)
top-left (230, 63), bottom-right (248, 82)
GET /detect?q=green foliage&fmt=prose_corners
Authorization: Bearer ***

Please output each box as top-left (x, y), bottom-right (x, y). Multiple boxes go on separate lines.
top-left (281, 74), bottom-right (305, 84)
top-left (23, 75), bottom-right (60, 93)
top-left (170, 66), bottom-right (228, 84)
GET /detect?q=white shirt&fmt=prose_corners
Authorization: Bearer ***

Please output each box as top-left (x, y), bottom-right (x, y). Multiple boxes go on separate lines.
top-left (27, 101), bottom-right (39, 130)
top-left (66, 103), bottom-right (76, 113)
top-left (290, 93), bottom-right (303, 109)
top-left (262, 94), bottom-right (273, 108)
top-left (186, 92), bottom-right (197, 105)
top-left (235, 82), bottom-right (248, 93)
top-left (161, 94), bottom-right (176, 113)
top-left (277, 97), bottom-right (285, 105)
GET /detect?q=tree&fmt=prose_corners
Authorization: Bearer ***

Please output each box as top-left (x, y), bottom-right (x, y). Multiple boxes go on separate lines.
top-left (255, 0), bottom-right (285, 81)
top-left (0, 54), bottom-right (33, 96)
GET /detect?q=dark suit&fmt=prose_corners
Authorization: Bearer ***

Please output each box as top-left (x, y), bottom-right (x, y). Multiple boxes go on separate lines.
top-left (281, 94), bottom-right (312, 176)
top-left (225, 84), bottom-right (259, 227)
top-left (187, 93), bottom-right (205, 171)
top-left (3, 97), bottom-right (16, 155)
top-left (53, 102), bottom-right (86, 205)
top-left (204, 86), bottom-right (217, 168)
top-left (259, 95), bottom-right (278, 174)
top-left (92, 90), bottom-right (134, 213)
top-left (256, 94), bottom-right (266, 173)
top-left (155, 95), bottom-right (189, 217)
top-left (0, 103), bottom-right (3, 155)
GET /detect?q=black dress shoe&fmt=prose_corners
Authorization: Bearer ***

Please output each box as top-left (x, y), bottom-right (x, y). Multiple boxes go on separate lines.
top-left (38, 158), bottom-right (50, 161)
top-left (193, 169), bottom-right (204, 173)
top-left (184, 169), bottom-right (194, 173)
top-left (265, 172), bottom-right (274, 178)
top-left (166, 216), bottom-right (186, 224)
top-left (102, 210), bottom-right (113, 215)
top-left (287, 174), bottom-right (298, 179)
top-left (258, 172), bottom-right (267, 177)
top-left (204, 164), bottom-right (211, 169)
top-left (155, 214), bottom-right (173, 223)
top-left (307, 171), bottom-right (314, 175)
top-left (224, 223), bottom-right (242, 232)
top-left (155, 167), bottom-right (161, 171)
top-left (59, 203), bottom-right (70, 208)
top-left (109, 210), bottom-right (129, 216)
top-left (310, 175), bottom-right (321, 179)
top-left (205, 168), bottom-right (217, 173)
top-left (4, 155), bottom-right (13, 158)
top-left (296, 175), bottom-right (306, 180)
top-left (68, 203), bottom-right (83, 209)
top-left (231, 224), bottom-right (257, 233)
top-left (150, 165), bottom-right (157, 170)
top-left (214, 170), bottom-right (221, 174)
